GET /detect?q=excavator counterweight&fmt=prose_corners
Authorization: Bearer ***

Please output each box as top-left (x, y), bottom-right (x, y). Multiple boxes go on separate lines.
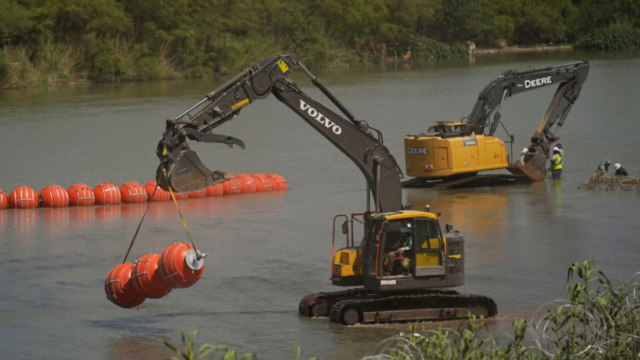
top-left (156, 55), bottom-right (497, 325)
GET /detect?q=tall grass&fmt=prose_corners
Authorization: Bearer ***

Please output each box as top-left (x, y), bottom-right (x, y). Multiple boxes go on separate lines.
top-left (164, 260), bottom-right (640, 360)
top-left (574, 21), bottom-right (640, 50)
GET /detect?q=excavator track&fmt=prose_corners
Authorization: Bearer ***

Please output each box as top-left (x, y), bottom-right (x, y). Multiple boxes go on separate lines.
top-left (432, 174), bottom-right (531, 190)
top-left (299, 288), bottom-right (460, 318)
top-left (329, 292), bottom-right (497, 326)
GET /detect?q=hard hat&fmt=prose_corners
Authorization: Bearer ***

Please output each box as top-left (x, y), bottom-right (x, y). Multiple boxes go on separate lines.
top-left (522, 148), bottom-right (528, 153)
top-left (553, 146), bottom-right (560, 151)
top-left (400, 222), bottom-right (412, 233)
top-left (614, 163), bottom-right (621, 170)
top-left (605, 160), bottom-right (611, 165)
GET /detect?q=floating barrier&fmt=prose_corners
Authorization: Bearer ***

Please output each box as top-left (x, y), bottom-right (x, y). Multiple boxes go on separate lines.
top-left (268, 174), bottom-right (288, 191)
top-left (236, 173), bottom-right (257, 194)
top-left (144, 181), bottom-right (170, 202)
top-left (0, 189), bottom-right (7, 209)
top-left (159, 242), bottom-right (205, 289)
top-left (68, 184), bottom-right (95, 206)
top-left (10, 186), bottom-right (38, 209)
top-left (94, 182), bottom-right (121, 205)
top-left (1, 172), bottom-right (287, 209)
top-left (40, 184), bottom-right (69, 208)
top-left (251, 173), bottom-right (272, 192)
top-left (131, 253), bottom-right (172, 299)
top-left (105, 263), bottom-right (147, 308)
top-left (120, 182), bottom-right (147, 204)
top-left (222, 175), bottom-right (242, 195)
top-left (206, 184), bottom-right (223, 197)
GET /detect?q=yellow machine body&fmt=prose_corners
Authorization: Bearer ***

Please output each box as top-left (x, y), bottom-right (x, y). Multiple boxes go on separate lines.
top-left (405, 133), bottom-right (509, 179)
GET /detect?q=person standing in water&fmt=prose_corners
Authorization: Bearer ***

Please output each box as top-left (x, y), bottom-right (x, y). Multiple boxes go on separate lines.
top-left (550, 147), bottom-right (563, 179)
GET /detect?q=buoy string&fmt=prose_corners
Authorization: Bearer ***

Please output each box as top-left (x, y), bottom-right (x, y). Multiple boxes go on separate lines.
top-left (162, 169), bottom-right (200, 259)
top-left (121, 185), bottom-right (159, 264)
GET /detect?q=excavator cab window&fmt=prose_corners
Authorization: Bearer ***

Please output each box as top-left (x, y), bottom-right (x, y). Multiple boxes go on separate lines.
top-left (412, 218), bottom-right (446, 277)
top-left (380, 220), bottom-right (414, 277)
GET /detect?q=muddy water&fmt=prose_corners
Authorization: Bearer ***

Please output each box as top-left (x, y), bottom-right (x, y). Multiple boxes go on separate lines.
top-left (1, 51), bottom-right (640, 360)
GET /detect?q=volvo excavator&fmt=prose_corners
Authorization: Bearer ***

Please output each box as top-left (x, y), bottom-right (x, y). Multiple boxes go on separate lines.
top-left (155, 55), bottom-right (497, 326)
top-left (403, 60), bottom-right (590, 189)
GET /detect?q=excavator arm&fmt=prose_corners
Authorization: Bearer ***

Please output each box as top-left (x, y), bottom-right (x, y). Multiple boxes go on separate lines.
top-left (156, 54), bottom-right (404, 212)
top-left (465, 60), bottom-right (589, 155)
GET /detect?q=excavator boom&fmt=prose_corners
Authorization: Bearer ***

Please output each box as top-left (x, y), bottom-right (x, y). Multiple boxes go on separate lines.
top-left (156, 54), bottom-right (404, 211)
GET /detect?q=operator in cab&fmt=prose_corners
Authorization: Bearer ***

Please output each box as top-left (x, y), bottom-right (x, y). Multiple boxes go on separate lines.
top-left (383, 221), bottom-right (413, 276)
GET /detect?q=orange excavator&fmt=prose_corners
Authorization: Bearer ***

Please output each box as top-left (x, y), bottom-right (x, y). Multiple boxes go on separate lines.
top-left (155, 55), bottom-right (496, 325)
top-left (403, 60), bottom-right (590, 189)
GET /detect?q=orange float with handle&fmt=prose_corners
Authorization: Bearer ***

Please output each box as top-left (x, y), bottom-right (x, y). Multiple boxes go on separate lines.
top-left (120, 182), bottom-right (147, 204)
top-left (105, 263), bottom-right (146, 308)
top-left (40, 184), bottom-right (69, 208)
top-left (251, 173), bottom-right (272, 192)
top-left (0, 189), bottom-right (7, 209)
top-left (131, 253), bottom-right (172, 299)
top-left (94, 182), bottom-right (121, 205)
top-left (159, 242), bottom-right (205, 289)
top-left (144, 181), bottom-right (170, 202)
top-left (10, 186), bottom-right (39, 209)
top-left (68, 183), bottom-right (95, 206)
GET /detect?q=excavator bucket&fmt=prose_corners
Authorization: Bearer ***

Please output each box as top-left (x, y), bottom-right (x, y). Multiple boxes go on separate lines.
top-left (507, 148), bottom-right (548, 181)
top-left (156, 150), bottom-right (229, 192)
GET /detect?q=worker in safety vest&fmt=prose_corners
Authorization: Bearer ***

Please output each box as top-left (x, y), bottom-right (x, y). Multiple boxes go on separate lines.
top-left (550, 146), bottom-right (563, 179)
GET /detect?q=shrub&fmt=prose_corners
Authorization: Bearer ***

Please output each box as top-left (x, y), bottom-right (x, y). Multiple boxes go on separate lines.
top-left (136, 56), bottom-right (163, 80)
top-left (574, 22), bottom-right (640, 50)
top-left (90, 48), bottom-right (129, 81)
top-left (0, 53), bottom-right (9, 86)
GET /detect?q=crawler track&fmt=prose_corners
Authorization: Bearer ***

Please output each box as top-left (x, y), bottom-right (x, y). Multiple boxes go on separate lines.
top-left (402, 174), bottom-right (531, 189)
top-left (329, 292), bottom-right (497, 325)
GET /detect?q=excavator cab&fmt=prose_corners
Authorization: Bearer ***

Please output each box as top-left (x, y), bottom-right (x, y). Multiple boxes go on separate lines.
top-left (427, 122), bottom-right (465, 136)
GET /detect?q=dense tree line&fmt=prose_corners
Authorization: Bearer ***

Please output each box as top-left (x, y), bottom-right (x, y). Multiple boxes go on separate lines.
top-left (0, 0), bottom-right (638, 88)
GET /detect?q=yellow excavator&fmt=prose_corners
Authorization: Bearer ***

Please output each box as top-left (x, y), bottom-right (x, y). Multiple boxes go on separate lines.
top-left (155, 55), bottom-right (497, 325)
top-left (403, 61), bottom-right (590, 189)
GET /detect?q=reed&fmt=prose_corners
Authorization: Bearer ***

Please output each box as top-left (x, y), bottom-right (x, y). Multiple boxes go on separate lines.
top-left (579, 173), bottom-right (640, 190)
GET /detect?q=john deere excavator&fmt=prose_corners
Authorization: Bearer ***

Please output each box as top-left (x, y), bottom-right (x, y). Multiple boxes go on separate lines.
top-left (155, 55), bottom-right (497, 325)
top-left (403, 60), bottom-right (590, 189)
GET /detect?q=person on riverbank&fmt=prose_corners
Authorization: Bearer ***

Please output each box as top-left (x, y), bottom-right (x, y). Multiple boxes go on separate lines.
top-left (550, 147), bottom-right (563, 179)
top-left (614, 163), bottom-right (629, 176)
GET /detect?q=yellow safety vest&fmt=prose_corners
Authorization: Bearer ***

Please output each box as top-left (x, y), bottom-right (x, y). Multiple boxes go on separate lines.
top-left (552, 154), bottom-right (563, 170)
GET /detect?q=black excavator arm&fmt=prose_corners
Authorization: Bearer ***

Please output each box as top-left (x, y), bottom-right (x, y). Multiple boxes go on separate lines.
top-left (156, 55), bottom-right (404, 212)
top-left (464, 60), bottom-right (590, 157)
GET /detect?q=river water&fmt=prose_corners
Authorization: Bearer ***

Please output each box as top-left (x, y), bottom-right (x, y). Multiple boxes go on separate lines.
top-left (1, 51), bottom-right (639, 360)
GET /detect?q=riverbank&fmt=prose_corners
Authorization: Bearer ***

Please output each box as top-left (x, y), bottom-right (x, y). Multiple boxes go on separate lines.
top-left (473, 44), bottom-right (573, 56)
top-left (0, 43), bottom-right (575, 91)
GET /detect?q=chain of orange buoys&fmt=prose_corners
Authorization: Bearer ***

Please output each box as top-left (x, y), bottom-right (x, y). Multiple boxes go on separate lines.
top-left (102, 173), bottom-right (287, 309)
top-left (0, 173), bottom-right (288, 210)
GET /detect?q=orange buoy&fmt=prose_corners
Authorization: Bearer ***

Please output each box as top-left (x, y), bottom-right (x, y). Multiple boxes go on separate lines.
top-left (131, 253), bottom-right (172, 299)
top-left (40, 184), bottom-right (69, 208)
top-left (236, 173), bottom-right (257, 194)
top-left (251, 174), bottom-right (272, 192)
top-left (0, 189), bottom-right (9, 209)
top-left (267, 174), bottom-right (288, 191)
top-left (205, 184), bottom-right (223, 197)
top-left (188, 189), bottom-right (206, 199)
top-left (222, 175), bottom-right (241, 195)
top-left (9, 186), bottom-right (38, 209)
top-left (144, 181), bottom-right (170, 202)
top-left (105, 263), bottom-right (146, 308)
top-left (120, 182), bottom-right (147, 204)
top-left (159, 242), bottom-right (205, 289)
top-left (94, 182), bottom-right (121, 205)
top-left (67, 183), bottom-right (95, 206)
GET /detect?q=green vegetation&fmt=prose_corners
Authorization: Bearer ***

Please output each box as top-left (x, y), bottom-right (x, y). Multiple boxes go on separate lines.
top-left (165, 259), bottom-right (640, 359)
top-left (1, 0), bottom-right (639, 89)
